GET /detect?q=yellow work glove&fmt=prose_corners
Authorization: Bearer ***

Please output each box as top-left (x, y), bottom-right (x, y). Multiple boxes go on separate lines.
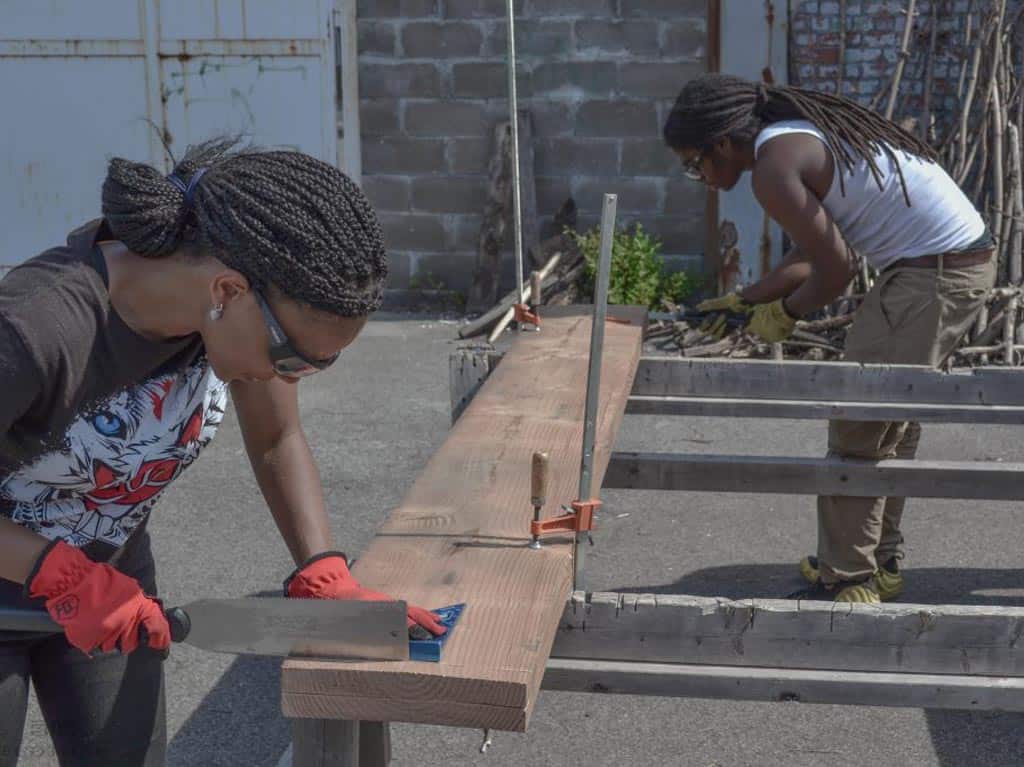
top-left (746, 298), bottom-right (797, 343)
top-left (695, 292), bottom-right (752, 339)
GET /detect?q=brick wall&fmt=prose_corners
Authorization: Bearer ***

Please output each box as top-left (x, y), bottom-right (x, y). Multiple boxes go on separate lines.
top-left (353, 0), bottom-right (708, 296)
top-left (790, 0), bottom-right (976, 131)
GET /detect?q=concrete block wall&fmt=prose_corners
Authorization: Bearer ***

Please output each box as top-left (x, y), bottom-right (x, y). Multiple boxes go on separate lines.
top-left (790, 0), bottom-right (977, 129)
top-left (352, 0), bottom-right (709, 295)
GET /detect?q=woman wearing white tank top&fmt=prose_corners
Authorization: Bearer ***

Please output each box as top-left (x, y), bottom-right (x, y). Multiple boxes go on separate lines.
top-left (663, 74), bottom-right (996, 604)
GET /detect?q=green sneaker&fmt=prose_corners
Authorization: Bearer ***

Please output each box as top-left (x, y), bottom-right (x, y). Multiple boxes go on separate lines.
top-left (799, 555), bottom-right (903, 601)
top-left (786, 578), bottom-right (881, 604)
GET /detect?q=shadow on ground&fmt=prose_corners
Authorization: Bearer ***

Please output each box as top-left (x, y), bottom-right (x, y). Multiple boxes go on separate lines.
top-left (167, 590), bottom-right (290, 767)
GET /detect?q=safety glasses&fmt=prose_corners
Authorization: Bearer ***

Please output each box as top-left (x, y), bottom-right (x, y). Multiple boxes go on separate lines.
top-left (681, 149), bottom-right (708, 182)
top-left (253, 290), bottom-right (340, 378)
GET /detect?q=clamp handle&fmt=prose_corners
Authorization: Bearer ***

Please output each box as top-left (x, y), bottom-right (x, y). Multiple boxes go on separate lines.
top-left (529, 270), bottom-right (543, 309)
top-left (531, 451), bottom-right (549, 508)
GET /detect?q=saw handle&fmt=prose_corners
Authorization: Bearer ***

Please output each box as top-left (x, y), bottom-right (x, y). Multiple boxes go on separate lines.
top-left (531, 451), bottom-right (549, 508)
top-left (0, 605), bottom-right (190, 645)
top-left (166, 606), bottom-right (190, 643)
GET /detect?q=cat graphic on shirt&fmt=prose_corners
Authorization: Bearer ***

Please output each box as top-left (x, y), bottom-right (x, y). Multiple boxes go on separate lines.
top-left (0, 362), bottom-right (227, 548)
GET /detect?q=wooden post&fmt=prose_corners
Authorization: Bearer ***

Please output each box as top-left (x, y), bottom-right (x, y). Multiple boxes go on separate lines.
top-left (337, 0), bottom-right (361, 185)
top-left (292, 719), bottom-right (359, 767)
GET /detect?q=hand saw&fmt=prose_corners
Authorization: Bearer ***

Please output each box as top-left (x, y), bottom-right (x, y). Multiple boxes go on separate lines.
top-left (0, 597), bottom-right (409, 660)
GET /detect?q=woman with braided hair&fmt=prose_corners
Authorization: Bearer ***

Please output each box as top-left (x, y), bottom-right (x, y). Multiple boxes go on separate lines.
top-left (664, 74), bottom-right (995, 604)
top-left (0, 138), bottom-right (444, 766)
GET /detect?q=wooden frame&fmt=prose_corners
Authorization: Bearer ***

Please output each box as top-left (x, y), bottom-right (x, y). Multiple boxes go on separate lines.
top-left (285, 351), bottom-right (1024, 766)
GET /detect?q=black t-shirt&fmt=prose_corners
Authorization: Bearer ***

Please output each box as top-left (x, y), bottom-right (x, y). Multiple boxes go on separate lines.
top-left (0, 220), bottom-right (228, 568)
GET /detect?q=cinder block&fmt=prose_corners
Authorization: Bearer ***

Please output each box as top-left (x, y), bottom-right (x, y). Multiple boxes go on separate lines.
top-left (358, 100), bottom-right (401, 136)
top-left (529, 0), bottom-right (614, 15)
top-left (535, 176), bottom-right (574, 217)
top-left (448, 137), bottom-right (492, 173)
top-left (450, 213), bottom-right (484, 250)
top-left (535, 138), bottom-right (619, 176)
top-left (386, 251), bottom-right (412, 288)
top-left (618, 62), bottom-right (702, 99)
top-left (621, 0), bottom-right (705, 18)
top-left (362, 176), bottom-right (412, 212)
top-left (405, 101), bottom-right (488, 137)
top-left (357, 0), bottom-right (439, 18)
top-left (528, 101), bottom-right (575, 136)
top-left (452, 62), bottom-right (512, 98)
top-left (401, 21), bottom-right (484, 58)
top-left (358, 21), bottom-right (397, 55)
top-left (413, 253), bottom-right (476, 293)
top-left (663, 178), bottom-right (704, 214)
top-left (484, 20), bottom-right (573, 57)
top-left (620, 138), bottom-right (678, 177)
top-left (531, 61), bottom-right (617, 97)
top-left (363, 137), bottom-right (447, 174)
top-left (626, 213), bottom-right (705, 255)
top-left (576, 100), bottom-right (658, 137)
top-left (662, 18), bottom-right (706, 58)
top-left (572, 177), bottom-right (663, 213)
top-left (359, 63), bottom-right (442, 98)
top-left (379, 212), bottom-right (448, 251)
top-left (410, 176), bottom-right (489, 213)
top-left (575, 20), bottom-right (660, 56)
top-left (442, 0), bottom-right (525, 18)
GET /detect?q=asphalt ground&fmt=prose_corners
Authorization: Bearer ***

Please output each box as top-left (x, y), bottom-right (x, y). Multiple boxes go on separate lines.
top-left (14, 313), bottom-right (1024, 767)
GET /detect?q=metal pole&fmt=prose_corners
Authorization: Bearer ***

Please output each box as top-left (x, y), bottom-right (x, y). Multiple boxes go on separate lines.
top-left (574, 193), bottom-right (616, 593)
top-left (505, 0), bottom-right (525, 313)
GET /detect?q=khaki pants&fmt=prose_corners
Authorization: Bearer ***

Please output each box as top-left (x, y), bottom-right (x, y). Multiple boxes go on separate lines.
top-left (817, 255), bottom-right (996, 584)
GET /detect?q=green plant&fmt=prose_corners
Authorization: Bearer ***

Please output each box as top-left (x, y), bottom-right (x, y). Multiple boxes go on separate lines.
top-left (570, 223), bottom-right (700, 309)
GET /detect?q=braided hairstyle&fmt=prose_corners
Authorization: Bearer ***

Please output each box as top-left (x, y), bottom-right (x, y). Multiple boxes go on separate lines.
top-left (101, 138), bottom-right (387, 316)
top-left (663, 74), bottom-right (938, 206)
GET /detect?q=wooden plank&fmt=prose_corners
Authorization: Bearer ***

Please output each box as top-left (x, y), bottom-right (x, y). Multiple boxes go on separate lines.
top-left (542, 659), bottom-right (1024, 712)
top-left (282, 310), bottom-right (644, 732)
top-left (603, 453), bottom-right (1024, 500)
top-left (449, 352), bottom-right (1024, 425)
top-left (633, 357), bottom-right (1024, 406)
top-left (626, 394), bottom-right (1024, 424)
top-left (552, 592), bottom-right (1024, 677)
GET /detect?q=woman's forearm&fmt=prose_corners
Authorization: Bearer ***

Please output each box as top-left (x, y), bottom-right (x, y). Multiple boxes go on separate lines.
top-left (247, 429), bottom-right (335, 566)
top-left (0, 517), bottom-right (51, 584)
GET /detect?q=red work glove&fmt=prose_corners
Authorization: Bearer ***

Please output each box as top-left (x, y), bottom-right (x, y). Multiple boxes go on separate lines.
top-left (26, 540), bottom-right (171, 656)
top-left (284, 551), bottom-right (446, 640)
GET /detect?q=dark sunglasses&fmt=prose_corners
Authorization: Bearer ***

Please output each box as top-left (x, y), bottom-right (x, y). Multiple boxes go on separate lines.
top-left (253, 290), bottom-right (340, 378)
top-left (681, 148), bottom-right (708, 182)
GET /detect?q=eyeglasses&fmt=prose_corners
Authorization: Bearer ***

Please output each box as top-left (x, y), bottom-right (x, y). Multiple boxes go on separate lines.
top-left (681, 149), bottom-right (707, 182)
top-left (253, 289), bottom-right (340, 378)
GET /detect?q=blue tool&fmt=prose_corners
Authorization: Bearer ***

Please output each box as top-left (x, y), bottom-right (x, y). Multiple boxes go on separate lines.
top-left (409, 603), bottom-right (465, 662)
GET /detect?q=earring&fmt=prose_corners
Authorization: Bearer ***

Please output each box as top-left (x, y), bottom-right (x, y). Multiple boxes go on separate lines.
top-left (209, 303), bottom-right (224, 321)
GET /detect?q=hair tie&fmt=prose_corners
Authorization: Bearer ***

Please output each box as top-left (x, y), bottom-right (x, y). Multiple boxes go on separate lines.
top-left (167, 167), bottom-right (208, 208)
top-left (754, 83), bottom-right (771, 117)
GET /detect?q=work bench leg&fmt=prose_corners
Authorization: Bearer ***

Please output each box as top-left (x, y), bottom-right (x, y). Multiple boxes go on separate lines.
top-left (290, 720), bottom-right (390, 767)
top-left (291, 719), bottom-right (359, 767)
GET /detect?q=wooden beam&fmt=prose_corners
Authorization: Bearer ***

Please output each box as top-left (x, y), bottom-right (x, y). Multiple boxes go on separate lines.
top-left (281, 309), bottom-right (644, 732)
top-left (542, 659), bottom-right (1024, 712)
top-left (632, 357), bottom-right (1024, 406)
top-left (603, 452), bottom-right (1024, 500)
top-left (552, 592), bottom-right (1024, 677)
top-left (449, 352), bottom-right (1024, 425)
top-left (626, 394), bottom-right (1024, 424)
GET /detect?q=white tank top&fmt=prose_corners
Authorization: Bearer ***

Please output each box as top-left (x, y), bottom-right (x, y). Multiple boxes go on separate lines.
top-left (754, 120), bottom-right (986, 270)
